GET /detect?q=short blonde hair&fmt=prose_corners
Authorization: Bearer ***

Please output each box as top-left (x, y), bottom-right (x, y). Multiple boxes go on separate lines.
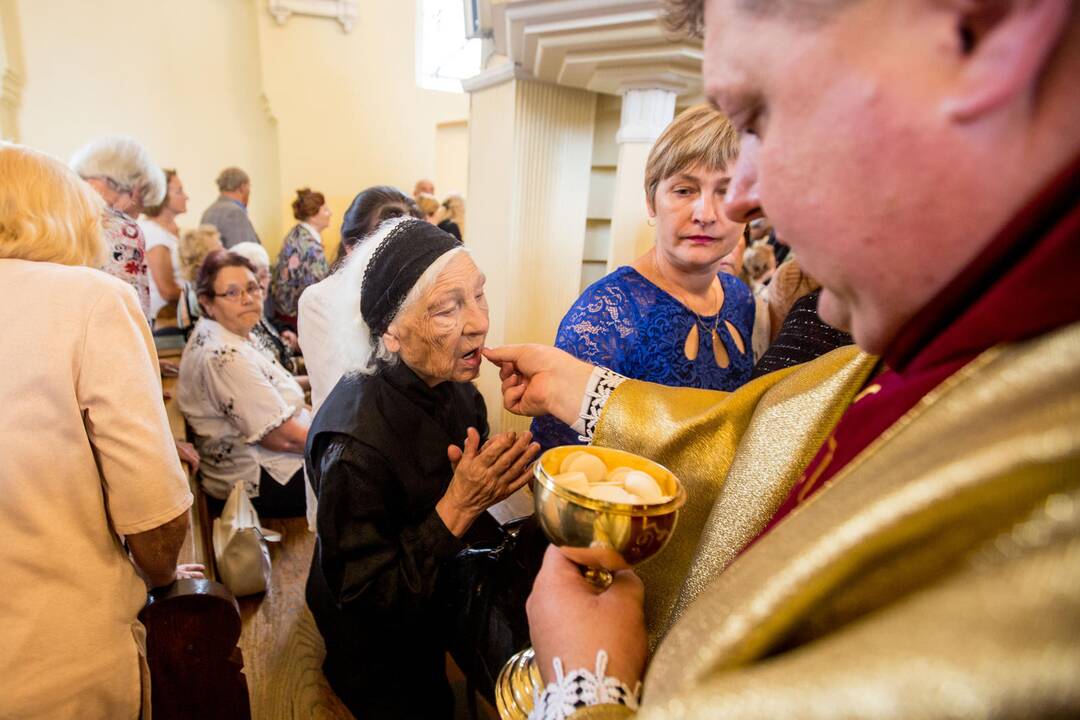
top-left (69, 135), bottom-right (166, 208)
top-left (643, 104), bottom-right (739, 210)
top-left (179, 224), bottom-right (223, 281)
top-left (0, 143), bottom-right (106, 267)
top-left (415, 192), bottom-right (440, 218)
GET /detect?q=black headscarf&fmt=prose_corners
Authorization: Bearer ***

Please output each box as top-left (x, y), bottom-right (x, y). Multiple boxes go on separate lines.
top-left (360, 218), bottom-right (462, 338)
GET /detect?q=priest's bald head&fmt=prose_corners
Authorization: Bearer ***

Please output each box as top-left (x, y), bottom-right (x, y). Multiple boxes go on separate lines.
top-left (667, 0), bottom-right (1079, 354)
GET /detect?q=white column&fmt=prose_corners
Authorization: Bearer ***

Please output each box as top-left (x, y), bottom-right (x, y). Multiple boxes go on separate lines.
top-left (465, 69), bottom-right (597, 431)
top-left (606, 87), bottom-right (677, 272)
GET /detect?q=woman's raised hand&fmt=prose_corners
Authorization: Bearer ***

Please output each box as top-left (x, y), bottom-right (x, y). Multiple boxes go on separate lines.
top-left (437, 427), bottom-right (540, 537)
top-left (482, 345), bottom-right (595, 425)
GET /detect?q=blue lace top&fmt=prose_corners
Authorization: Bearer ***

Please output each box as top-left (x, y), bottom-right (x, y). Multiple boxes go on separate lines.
top-left (531, 267), bottom-right (756, 449)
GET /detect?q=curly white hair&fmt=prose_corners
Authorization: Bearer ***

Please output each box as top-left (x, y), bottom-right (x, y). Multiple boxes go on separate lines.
top-left (69, 135), bottom-right (166, 208)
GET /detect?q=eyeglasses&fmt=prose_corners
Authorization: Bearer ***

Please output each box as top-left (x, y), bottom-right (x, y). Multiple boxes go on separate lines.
top-left (211, 282), bottom-right (264, 302)
top-left (88, 176), bottom-right (135, 197)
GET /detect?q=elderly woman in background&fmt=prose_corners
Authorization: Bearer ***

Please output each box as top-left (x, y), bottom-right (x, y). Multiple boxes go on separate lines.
top-left (177, 251), bottom-right (309, 518)
top-left (0, 144), bottom-right (196, 718)
top-left (139, 169), bottom-right (188, 325)
top-left (70, 135), bottom-right (166, 321)
top-left (306, 217), bottom-right (540, 719)
top-left (175, 224), bottom-right (224, 331)
top-left (270, 187), bottom-right (331, 331)
top-left (531, 105), bottom-right (755, 449)
top-left (298, 185), bottom-right (423, 414)
top-left (232, 241), bottom-right (308, 386)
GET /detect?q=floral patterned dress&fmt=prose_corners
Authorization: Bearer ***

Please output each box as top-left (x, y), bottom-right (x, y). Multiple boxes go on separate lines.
top-left (98, 207), bottom-right (150, 319)
top-left (531, 266), bottom-right (756, 449)
top-left (270, 223), bottom-right (329, 327)
top-left (176, 318), bottom-right (309, 500)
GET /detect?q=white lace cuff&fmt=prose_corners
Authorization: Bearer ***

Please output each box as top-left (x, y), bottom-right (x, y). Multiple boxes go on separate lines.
top-left (529, 651), bottom-right (641, 720)
top-left (569, 367), bottom-right (628, 442)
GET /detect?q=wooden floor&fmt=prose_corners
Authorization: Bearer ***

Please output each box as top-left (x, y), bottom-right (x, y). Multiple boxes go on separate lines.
top-left (238, 517), bottom-right (497, 720)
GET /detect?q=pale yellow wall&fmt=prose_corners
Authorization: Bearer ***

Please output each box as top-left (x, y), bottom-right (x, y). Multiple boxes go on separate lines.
top-left (12, 0), bottom-right (283, 247)
top-left (6, 0), bottom-right (469, 262)
top-left (255, 2), bottom-right (468, 260)
top-left (435, 120), bottom-right (469, 197)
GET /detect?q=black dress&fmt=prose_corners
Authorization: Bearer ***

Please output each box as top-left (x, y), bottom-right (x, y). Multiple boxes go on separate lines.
top-left (752, 290), bottom-right (853, 378)
top-left (305, 362), bottom-right (537, 718)
top-left (437, 219), bottom-right (462, 242)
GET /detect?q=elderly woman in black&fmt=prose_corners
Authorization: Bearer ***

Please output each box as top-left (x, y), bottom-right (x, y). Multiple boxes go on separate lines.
top-left (306, 217), bottom-right (540, 718)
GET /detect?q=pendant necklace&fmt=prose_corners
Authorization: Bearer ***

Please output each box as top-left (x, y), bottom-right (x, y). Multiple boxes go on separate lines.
top-left (653, 257), bottom-right (731, 368)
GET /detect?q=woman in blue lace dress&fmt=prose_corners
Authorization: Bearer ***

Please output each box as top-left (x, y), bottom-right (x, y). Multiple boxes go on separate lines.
top-left (532, 105), bottom-right (755, 449)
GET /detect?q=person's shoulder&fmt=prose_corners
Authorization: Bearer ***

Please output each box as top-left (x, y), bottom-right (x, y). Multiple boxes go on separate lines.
top-left (138, 219), bottom-right (174, 248)
top-left (33, 262), bottom-right (139, 304)
top-left (299, 271), bottom-right (336, 305)
top-left (719, 271), bottom-right (753, 301)
top-left (573, 266), bottom-right (639, 307)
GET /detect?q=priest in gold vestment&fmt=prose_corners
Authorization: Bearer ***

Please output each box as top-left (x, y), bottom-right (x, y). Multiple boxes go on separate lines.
top-left (485, 0), bottom-right (1080, 717)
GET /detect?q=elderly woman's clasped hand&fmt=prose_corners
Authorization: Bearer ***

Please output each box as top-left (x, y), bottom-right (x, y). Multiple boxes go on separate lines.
top-left (438, 427), bottom-right (539, 537)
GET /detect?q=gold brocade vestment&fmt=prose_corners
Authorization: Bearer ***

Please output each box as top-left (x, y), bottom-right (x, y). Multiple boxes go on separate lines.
top-left (571, 321), bottom-right (1080, 719)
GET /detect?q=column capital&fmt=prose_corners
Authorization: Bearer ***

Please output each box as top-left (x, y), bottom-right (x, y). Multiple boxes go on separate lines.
top-left (615, 87), bottom-right (676, 145)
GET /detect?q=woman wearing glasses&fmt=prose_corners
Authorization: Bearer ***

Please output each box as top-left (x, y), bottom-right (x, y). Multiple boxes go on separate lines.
top-left (178, 250), bottom-right (309, 517)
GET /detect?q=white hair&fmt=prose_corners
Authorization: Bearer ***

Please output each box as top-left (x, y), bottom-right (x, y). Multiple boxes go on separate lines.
top-left (69, 135), bottom-right (166, 208)
top-left (334, 216), bottom-right (468, 375)
top-left (230, 241), bottom-right (270, 271)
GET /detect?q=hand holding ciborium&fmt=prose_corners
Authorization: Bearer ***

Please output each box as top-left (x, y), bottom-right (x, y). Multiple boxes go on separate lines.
top-left (495, 446), bottom-right (687, 719)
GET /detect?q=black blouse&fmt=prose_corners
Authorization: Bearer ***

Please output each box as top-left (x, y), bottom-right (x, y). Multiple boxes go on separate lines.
top-left (305, 361), bottom-right (498, 717)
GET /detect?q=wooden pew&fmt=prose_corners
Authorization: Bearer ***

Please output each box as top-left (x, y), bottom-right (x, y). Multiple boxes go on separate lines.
top-left (140, 358), bottom-right (251, 719)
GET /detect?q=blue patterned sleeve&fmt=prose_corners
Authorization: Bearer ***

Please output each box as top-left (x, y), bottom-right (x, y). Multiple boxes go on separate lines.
top-left (530, 277), bottom-right (635, 450)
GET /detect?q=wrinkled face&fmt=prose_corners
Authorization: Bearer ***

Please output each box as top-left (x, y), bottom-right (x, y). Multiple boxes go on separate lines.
top-left (254, 265), bottom-right (271, 293)
top-left (166, 174), bottom-right (188, 215)
top-left (706, 0), bottom-right (967, 353)
top-left (204, 266), bottom-right (263, 337)
top-left (384, 252), bottom-right (489, 386)
top-left (650, 163), bottom-right (744, 274)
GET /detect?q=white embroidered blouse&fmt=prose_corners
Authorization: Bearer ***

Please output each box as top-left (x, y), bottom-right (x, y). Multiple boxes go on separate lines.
top-left (178, 317), bottom-right (309, 499)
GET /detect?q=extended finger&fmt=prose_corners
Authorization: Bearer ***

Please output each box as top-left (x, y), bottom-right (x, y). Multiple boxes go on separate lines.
top-left (485, 430), bottom-right (531, 476)
top-left (476, 431), bottom-right (516, 465)
top-left (462, 427), bottom-right (481, 461)
top-left (504, 465), bottom-right (533, 496)
top-left (503, 441), bottom-right (541, 483)
top-left (483, 344), bottom-right (523, 366)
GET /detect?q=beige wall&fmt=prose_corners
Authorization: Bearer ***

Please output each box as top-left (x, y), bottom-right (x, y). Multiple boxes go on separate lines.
top-left (11, 0), bottom-right (282, 247)
top-left (435, 120), bottom-right (469, 198)
top-left (254, 2), bottom-right (468, 259)
top-left (4, 0), bottom-right (468, 261)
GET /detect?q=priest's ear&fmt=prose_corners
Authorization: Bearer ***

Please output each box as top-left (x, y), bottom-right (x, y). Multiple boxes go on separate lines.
top-left (940, 0), bottom-right (1072, 123)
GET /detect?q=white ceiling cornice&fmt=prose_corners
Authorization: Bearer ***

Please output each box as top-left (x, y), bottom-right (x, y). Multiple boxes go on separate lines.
top-left (480, 0), bottom-right (702, 97)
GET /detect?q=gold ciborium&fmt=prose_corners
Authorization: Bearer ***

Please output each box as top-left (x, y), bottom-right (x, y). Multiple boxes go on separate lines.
top-left (494, 446), bottom-right (687, 719)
